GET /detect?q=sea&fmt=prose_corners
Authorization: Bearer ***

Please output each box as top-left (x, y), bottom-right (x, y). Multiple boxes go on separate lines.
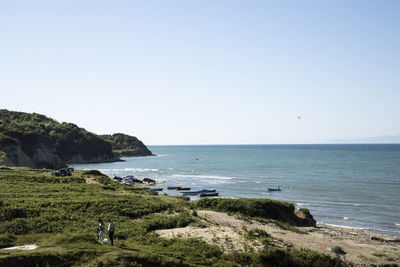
top-left (74, 144), bottom-right (400, 237)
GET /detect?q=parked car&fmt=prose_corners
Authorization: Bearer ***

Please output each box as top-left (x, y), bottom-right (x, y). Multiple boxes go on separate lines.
top-left (53, 166), bottom-right (74, 177)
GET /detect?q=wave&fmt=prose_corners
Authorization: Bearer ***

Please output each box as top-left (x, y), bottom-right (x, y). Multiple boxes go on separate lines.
top-left (124, 168), bottom-right (159, 172)
top-left (395, 224), bottom-right (400, 227)
top-left (296, 203), bottom-right (310, 207)
top-left (172, 174), bottom-right (233, 180)
top-left (80, 167), bottom-right (159, 173)
top-left (319, 222), bottom-right (364, 230)
top-left (320, 222), bottom-right (400, 236)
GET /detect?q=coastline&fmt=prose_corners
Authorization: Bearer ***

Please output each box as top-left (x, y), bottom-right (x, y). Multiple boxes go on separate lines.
top-left (76, 144), bottom-right (400, 238)
top-left (1, 166), bottom-right (399, 266)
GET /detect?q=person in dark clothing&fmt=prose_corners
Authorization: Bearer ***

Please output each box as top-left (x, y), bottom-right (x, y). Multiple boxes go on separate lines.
top-left (107, 219), bottom-right (115, 246)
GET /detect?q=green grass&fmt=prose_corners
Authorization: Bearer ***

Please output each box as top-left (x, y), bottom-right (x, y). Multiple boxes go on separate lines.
top-left (0, 167), bottom-right (342, 266)
top-left (191, 198), bottom-right (315, 227)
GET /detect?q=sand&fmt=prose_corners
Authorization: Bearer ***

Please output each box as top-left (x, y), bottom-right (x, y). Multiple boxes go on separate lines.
top-left (156, 210), bottom-right (400, 266)
top-left (1, 244), bottom-right (38, 251)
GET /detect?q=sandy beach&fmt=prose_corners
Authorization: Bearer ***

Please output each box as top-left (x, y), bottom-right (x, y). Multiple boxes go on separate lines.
top-left (157, 210), bottom-right (400, 266)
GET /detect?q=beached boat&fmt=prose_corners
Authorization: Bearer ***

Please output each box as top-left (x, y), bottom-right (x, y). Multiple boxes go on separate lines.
top-left (176, 187), bottom-right (191, 191)
top-left (198, 192), bottom-right (219, 197)
top-left (151, 188), bottom-right (163, 191)
top-left (181, 189), bottom-right (216, 195)
top-left (167, 186), bottom-right (179, 190)
top-left (267, 187), bottom-right (281, 192)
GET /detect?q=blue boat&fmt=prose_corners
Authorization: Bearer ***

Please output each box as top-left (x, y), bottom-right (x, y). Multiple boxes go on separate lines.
top-left (267, 187), bottom-right (281, 192)
top-left (181, 189), bottom-right (216, 195)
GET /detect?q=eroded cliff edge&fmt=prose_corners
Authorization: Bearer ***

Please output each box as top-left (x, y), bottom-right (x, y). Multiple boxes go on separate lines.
top-left (0, 109), bottom-right (152, 169)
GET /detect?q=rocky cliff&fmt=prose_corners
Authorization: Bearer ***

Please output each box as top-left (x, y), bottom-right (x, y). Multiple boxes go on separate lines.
top-left (0, 110), bottom-right (152, 169)
top-left (100, 133), bottom-right (154, 157)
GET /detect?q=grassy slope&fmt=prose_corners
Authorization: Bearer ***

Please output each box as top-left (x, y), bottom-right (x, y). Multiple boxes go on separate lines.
top-left (0, 168), bottom-right (341, 267)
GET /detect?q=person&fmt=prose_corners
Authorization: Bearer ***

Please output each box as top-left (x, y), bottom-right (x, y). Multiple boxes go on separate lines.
top-left (98, 218), bottom-right (105, 243)
top-left (107, 219), bottom-right (115, 246)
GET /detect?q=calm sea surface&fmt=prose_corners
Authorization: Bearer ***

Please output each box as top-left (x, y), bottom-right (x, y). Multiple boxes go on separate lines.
top-left (74, 144), bottom-right (400, 236)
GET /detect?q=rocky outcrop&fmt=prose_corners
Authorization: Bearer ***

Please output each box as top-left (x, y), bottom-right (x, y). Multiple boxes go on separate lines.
top-left (295, 208), bottom-right (317, 227)
top-left (0, 110), bottom-right (152, 169)
top-left (100, 133), bottom-right (154, 157)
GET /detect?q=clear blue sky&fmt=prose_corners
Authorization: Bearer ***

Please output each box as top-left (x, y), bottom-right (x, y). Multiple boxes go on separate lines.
top-left (1, 0), bottom-right (399, 145)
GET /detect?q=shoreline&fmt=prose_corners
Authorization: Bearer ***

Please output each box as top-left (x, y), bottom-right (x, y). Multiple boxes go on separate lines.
top-left (318, 221), bottom-right (400, 238)
top-left (81, 164), bottom-right (400, 238)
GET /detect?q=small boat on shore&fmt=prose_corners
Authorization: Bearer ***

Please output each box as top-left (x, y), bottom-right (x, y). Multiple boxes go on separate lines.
top-left (181, 189), bottom-right (216, 195)
top-left (151, 188), bottom-right (163, 191)
top-left (198, 192), bottom-right (219, 197)
top-left (176, 187), bottom-right (191, 191)
top-left (167, 186), bottom-right (179, 190)
top-left (267, 187), bottom-right (281, 192)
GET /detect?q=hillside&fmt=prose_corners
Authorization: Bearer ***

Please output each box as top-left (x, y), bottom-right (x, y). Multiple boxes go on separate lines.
top-left (100, 133), bottom-right (154, 157)
top-left (0, 110), bottom-right (152, 169)
top-left (0, 167), bottom-right (344, 267)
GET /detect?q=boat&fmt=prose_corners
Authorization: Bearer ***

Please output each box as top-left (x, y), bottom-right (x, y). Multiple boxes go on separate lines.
top-left (176, 187), bottom-right (191, 191)
top-left (167, 186), bottom-right (180, 190)
top-left (181, 189), bottom-right (216, 195)
top-left (198, 192), bottom-right (219, 197)
top-left (151, 188), bottom-right (163, 191)
top-left (267, 187), bottom-right (281, 192)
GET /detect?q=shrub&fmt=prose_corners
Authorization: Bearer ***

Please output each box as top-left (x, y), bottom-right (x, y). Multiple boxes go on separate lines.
top-left (82, 170), bottom-right (106, 176)
top-left (0, 234), bottom-right (16, 248)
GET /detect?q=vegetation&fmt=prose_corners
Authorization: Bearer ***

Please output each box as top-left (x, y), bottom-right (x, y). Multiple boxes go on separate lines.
top-left (100, 133), bottom-right (153, 157)
top-left (0, 110), bottom-right (153, 169)
top-left (192, 198), bottom-right (316, 227)
top-left (0, 167), bottom-right (342, 266)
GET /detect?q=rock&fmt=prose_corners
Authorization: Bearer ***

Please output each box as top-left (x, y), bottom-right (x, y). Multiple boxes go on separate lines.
top-left (331, 246), bottom-right (346, 254)
top-left (295, 208), bottom-right (317, 227)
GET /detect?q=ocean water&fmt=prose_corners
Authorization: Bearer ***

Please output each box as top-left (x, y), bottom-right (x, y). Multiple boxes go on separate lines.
top-left (74, 144), bottom-right (400, 236)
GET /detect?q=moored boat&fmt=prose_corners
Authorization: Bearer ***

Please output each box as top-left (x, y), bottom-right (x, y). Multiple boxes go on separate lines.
top-left (181, 189), bottom-right (216, 195)
top-left (198, 192), bottom-right (219, 197)
top-left (167, 186), bottom-right (179, 190)
top-left (176, 187), bottom-right (191, 191)
top-left (151, 188), bottom-right (163, 191)
top-left (267, 187), bottom-right (281, 192)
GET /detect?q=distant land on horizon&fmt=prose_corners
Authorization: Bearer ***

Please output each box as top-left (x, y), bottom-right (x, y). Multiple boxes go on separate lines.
top-left (149, 135), bottom-right (400, 146)
top-left (328, 134), bottom-right (400, 144)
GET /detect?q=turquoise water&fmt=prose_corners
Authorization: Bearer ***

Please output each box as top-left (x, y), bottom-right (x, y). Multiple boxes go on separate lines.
top-left (74, 144), bottom-right (400, 236)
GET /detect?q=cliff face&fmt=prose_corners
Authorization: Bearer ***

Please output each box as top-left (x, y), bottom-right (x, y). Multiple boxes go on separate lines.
top-left (0, 140), bottom-right (65, 169)
top-left (0, 110), bottom-right (147, 169)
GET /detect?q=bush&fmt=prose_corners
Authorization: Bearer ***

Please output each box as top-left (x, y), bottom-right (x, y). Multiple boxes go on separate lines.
top-left (82, 170), bottom-right (106, 176)
top-left (0, 234), bottom-right (16, 248)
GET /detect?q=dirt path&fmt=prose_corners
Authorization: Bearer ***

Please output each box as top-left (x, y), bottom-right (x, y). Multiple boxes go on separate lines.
top-left (156, 210), bottom-right (400, 266)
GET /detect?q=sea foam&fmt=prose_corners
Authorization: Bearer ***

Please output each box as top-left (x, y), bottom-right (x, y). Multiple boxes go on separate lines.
top-left (124, 168), bottom-right (159, 172)
top-left (172, 174), bottom-right (233, 180)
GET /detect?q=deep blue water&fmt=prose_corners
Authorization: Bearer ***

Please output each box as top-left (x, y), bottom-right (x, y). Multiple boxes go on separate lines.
top-left (74, 144), bottom-right (400, 236)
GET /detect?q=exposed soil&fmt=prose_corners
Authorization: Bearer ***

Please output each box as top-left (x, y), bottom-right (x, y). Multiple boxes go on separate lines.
top-left (156, 210), bottom-right (400, 266)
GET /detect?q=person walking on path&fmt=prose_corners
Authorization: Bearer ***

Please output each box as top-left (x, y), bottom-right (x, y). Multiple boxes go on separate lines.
top-left (107, 219), bottom-right (115, 246)
top-left (98, 218), bottom-right (105, 243)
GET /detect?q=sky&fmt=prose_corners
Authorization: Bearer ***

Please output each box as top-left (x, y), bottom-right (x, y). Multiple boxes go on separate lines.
top-left (1, 0), bottom-right (399, 145)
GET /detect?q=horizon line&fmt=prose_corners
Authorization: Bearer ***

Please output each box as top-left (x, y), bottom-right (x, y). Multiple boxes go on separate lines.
top-left (147, 143), bottom-right (400, 146)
